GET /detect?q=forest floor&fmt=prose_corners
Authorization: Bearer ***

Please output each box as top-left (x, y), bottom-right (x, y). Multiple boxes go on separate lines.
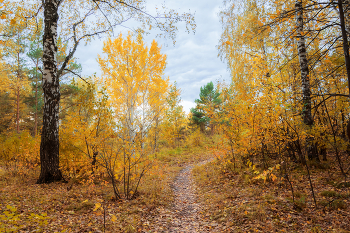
top-left (192, 157), bottom-right (350, 233)
top-left (1, 146), bottom-right (350, 232)
top-left (144, 160), bottom-right (216, 233)
top-left (0, 146), bottom-right (213, 232)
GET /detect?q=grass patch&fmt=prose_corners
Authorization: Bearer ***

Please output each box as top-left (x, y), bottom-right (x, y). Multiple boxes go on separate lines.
top-left (320, 190), bottom-right (349, 198)
top-left (263, 194), bottom-right (276, 204)
top-left (320, 190), bottom-right (339, 198)
top-left (320, 199), bottom-right (347, 210)
top-left (335, 181), bottom-right (350, 189)
top-left (64, 200), bottom-right (95, 213)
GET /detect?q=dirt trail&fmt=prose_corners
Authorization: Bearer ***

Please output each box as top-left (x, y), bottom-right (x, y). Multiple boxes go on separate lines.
top-left (148, 160), bottom-right (218, 233)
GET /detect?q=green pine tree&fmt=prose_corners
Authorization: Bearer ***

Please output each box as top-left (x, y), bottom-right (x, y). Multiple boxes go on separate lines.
top-left (191, 81), bottom-right (221, 133)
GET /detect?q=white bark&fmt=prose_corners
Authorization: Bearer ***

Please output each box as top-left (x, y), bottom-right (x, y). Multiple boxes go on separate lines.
top-left (37, 0), bottom-right (64, 183)
top-left (295, 0), bottom-right (313, 126)
top-left (295, 0), bottom-right (319, 161)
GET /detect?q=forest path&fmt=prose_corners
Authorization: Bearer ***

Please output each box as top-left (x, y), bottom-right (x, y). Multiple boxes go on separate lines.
top-left (148, 159), bottom-right (217, 233)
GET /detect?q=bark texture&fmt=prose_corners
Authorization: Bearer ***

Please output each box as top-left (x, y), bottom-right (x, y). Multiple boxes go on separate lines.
top-left (343, 0), bottom-right (350, 39)
top-left (295, 0), bottom-right (319, 161)
top-left (338, 0), bottom-right (350, 96)
top-left (339, 0), bottom-right (350, 160)
top-left (37, 0), bottom-right (64, 184)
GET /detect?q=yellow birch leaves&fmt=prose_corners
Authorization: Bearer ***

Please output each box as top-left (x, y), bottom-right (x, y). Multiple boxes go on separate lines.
top-left (98, 33), bottom-right (169, 125)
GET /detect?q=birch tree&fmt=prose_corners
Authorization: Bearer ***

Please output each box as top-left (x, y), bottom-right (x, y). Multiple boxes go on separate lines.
top-left (97, 34), bottom-right (169, 199)
top-left (295, 0), bottom-right (318, 161)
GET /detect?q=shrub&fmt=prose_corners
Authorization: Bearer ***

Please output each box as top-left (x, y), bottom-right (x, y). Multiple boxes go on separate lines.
top-left (0, 131), bottom-right (40, 176)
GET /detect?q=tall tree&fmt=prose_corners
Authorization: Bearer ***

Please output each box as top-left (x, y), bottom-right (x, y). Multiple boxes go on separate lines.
top-left (1, 13), bottom-right (32, 134)
top-left (27, 22), bottom-right (43, 136)
top-left (36, 0), bottom-right (62, 183)
top-left (338, 0), bottom-right (350, 96)
top-left (295, 0), bottom-right (318, 161)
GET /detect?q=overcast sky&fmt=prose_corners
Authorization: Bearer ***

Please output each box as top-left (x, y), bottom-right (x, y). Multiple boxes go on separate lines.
top-left (75, 0), bottom-right (230, 113)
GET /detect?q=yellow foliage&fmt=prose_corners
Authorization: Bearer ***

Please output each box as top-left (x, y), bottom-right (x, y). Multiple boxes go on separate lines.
top-left (216, 0), bottom-right (350, 178)
top-left (0, 131), bottom-right (40, 176)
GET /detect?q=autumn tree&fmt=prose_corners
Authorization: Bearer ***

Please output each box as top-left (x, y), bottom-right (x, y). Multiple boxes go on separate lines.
top-left (1, 8), bottom-right (32, 134)
top-left (97, 33), bottom-right (169, 199)
top-left (26, 21), bottom-right (43, 136)
top-left (163, 82), bottom-right (186, 148)
top-left (0, 48), bottom-right (12, 133)
top-left (295, 0), bottom-right (318, 161)
top-left (59, 78), bottom-right (114, 177)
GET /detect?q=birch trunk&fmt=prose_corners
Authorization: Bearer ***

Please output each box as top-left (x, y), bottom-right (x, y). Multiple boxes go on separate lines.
top-left (295, 0), bottom-right (319, 161)
top-left (37, 0), bottom-right (64, 183)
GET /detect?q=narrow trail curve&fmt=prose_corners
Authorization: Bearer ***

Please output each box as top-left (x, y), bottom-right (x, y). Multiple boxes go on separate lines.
top-left (149, 160), bottom-right (217, 233)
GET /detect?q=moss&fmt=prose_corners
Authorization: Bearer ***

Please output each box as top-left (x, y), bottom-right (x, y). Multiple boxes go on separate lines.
top-left (263, 194), bottom-right (276, 204)
top-left (320, 199), bottom-right (346, 210)
top-left (320, 190), bottom-right (338, 198)
top-left (336, 182), bottom-right (350, 189)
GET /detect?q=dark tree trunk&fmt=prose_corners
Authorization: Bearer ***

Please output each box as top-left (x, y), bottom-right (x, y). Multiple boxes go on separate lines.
top-left (37, 0), bottom-right (64, 184)
top-left (287, 141), bottom-right (298, 162)
top-left (339, 0), bottom-right (350, 95)
top-left (294, 139), bottom-right (306, 165)
top-left (320, 147), bottom-right (327, 161)
top-left (154, 117), bottom-right (159, 152)
top-left (34, 60), bottom-right (39, 136)
top-left (338, 0), bottom-right (350, 161)
top-left (295, 0), bottom-right (319, 161)
top-left (16, 52), bottom-right (20, 134)
top-left (344, 0), bottom-right (350, 38)
top-left (91, 151), bottom-right (98, 175)
top-left (16, 87), bottom-right (20, 134)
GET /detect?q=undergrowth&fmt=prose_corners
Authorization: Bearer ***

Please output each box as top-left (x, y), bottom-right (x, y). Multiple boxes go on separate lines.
top-left (193, 154), bottom-right (350, 232)
top-left (0, 133), bottom-right (215, 232)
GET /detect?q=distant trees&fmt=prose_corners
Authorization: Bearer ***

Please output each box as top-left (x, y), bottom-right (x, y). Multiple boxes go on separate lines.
top-left (163, 82), bottom-right (187, 148)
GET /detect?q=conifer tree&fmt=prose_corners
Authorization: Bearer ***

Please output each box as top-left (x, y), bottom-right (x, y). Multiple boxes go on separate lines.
top-left (191, 82), bottom-right (221, 134)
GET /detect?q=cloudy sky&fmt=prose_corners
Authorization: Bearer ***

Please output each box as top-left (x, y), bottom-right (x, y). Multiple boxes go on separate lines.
top-left (75, 0), bottom-right (230, 113)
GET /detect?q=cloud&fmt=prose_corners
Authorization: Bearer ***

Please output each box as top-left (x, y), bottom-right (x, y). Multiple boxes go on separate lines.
top-left (181, 100), bottom-right (196, 114)
top-left (75, 0), bottom-right (230, 110)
